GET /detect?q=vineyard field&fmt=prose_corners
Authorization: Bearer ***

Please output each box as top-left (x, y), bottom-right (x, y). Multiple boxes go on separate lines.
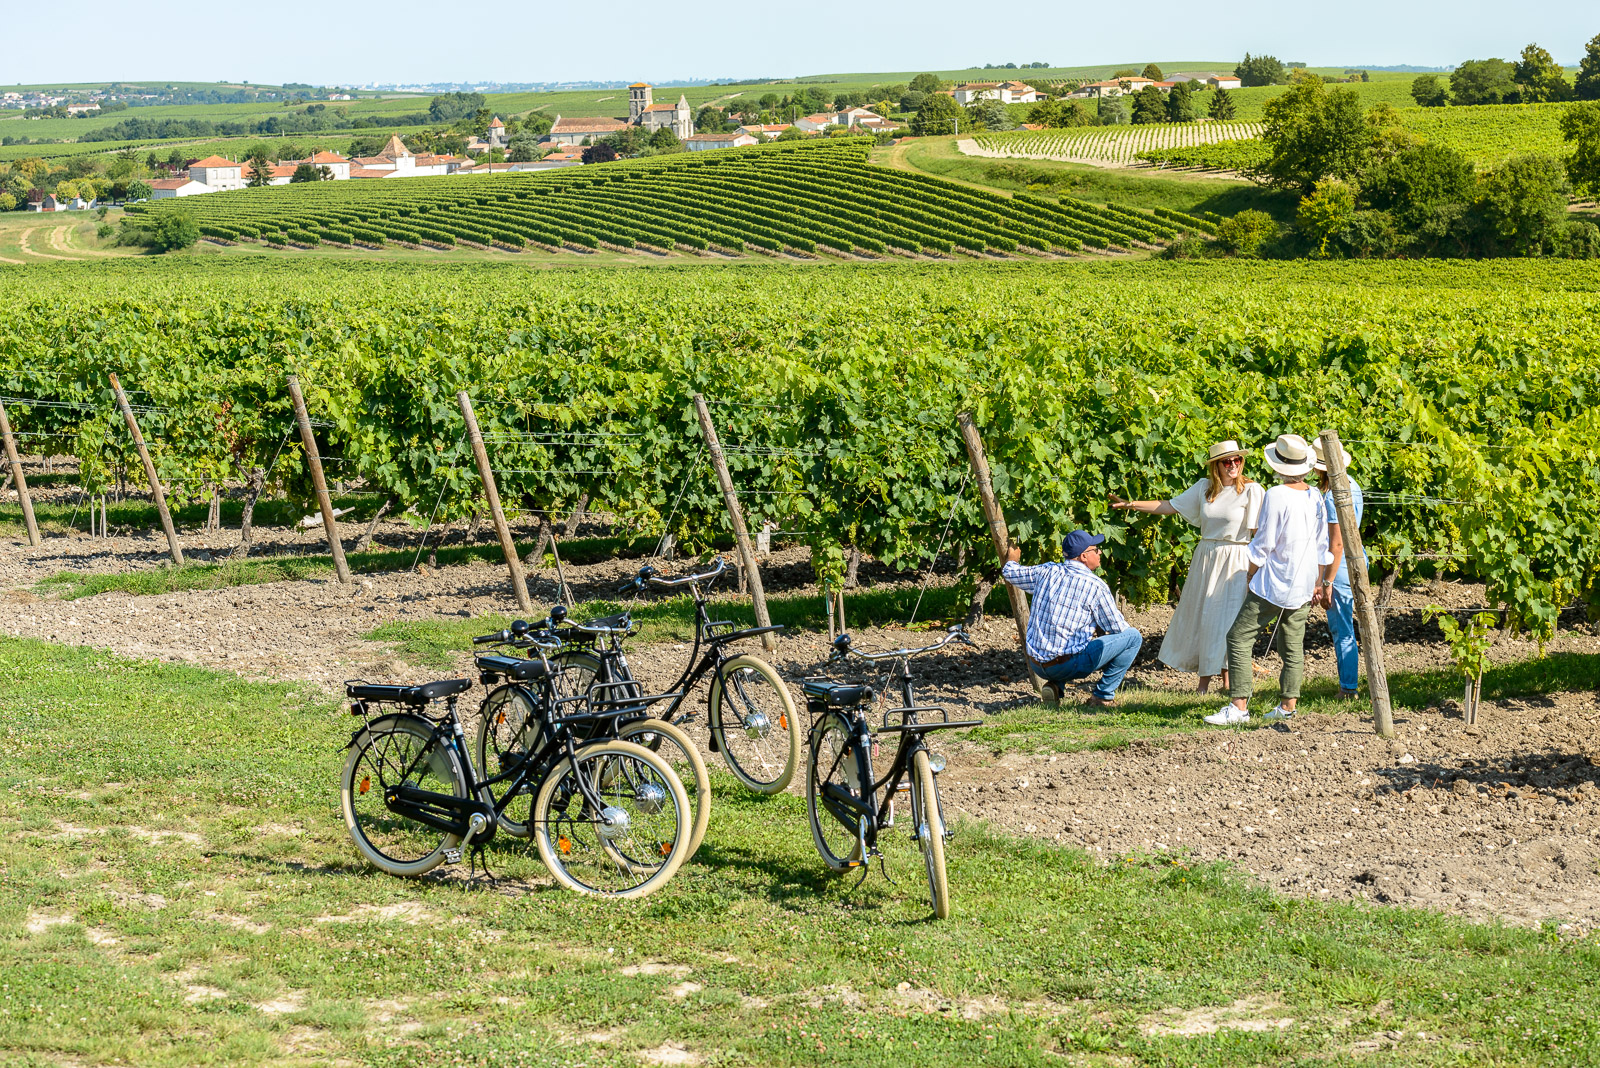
top-left (3, 256), bottom-right (1598, 637)
top-left (127, 140), bottom-right (1185, 259)
top-left (970, 123), bottom-right (1264, 164)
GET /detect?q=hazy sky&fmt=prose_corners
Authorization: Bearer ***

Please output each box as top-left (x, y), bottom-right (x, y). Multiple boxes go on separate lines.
top-left (9, 1), bottom-right (1596, 85)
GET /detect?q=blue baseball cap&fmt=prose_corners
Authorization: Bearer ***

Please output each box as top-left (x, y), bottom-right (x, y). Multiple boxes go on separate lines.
top-left (1064, 530), bottom-right (1106, 560)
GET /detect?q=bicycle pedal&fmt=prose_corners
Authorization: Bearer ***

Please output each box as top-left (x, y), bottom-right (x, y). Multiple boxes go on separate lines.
top-left (443, 848), bottom-right (463, 865)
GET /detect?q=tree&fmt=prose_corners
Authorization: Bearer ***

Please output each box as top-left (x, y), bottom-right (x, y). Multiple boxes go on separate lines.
top-left (1208, 87), bottom-right (1236, 120)
top-left (969, 100), bottom-right (1012, 131)
top-left (758, 92), bottom-right (780, 110)
top-left (1560, 100), bottom-right (1600, 197)
top-left (1097, 95), bottom-right (1129, 126)
top-left (1058, 100), bottom-right (1095, 127)
top-left (126, 180), bottom-right (151, 202)
top-left (908, 73), bottom-right (944, 94)
top-left (150, 212), bottom-right (199, 252)
top-left (899, 89), bottom-right (926, 113)
top-left (1214, 210), bottom-right (1277, 255)
top-left (1411, 75), bottom-right (1450, 107)
top-left (776, 125), bottom-right (806, 141)
top-left (649, 126), bottom-right (683, 152)
top-left (1027, 99), bottom-right (1060, 127)
top-left (1297, 179), bottom-right (1358, 255)
top-left (1259, 81), bottom-right (1373, 194)
top-left (1236, 54), bottom-right (1288, 87)
top-left (911, 93), bottom-right (962, 135)
top-left (1578, 33), bottom-right (1600, 101)
top-left (1111, 68), bottom-right (1139, 80)
top-left (1141, 63), bottom-right (1164, 81)
top-left (1130, 86), bottom-right (1166, 124)
top-left (0, 193), bottom-right (14, 212)
top-left (428, 91), bottom-right (485, 123)
top-left (1166, 81), bottom-right (1197, 123)
top-left (695, 106), bottom-right (726, 132)
top-left (1513, 43), bottom-right (1572, 103)
top-left (1450, 59), bottom-right (1517, 106)
top-left (581, 142), bottom-right (618, 164)
top-left (289, 163), bottom-right (320, 183)
top-left (507, 135), bottom-right (539, 163)
top-left (1358, 142), bottom-right (1476, 230)
top-left (1477, 154), bottom-right (1571, 255)
top-left (246, 150), bottom-right (272, 187)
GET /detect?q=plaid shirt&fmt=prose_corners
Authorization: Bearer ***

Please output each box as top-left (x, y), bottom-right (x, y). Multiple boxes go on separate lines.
top-left (1002, 559), bottom-right (1128, 662)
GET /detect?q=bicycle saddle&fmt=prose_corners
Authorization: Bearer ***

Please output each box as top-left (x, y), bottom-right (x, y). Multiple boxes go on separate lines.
top-left (474, 655), bottom-right (549, 682)
top-left (802, 680), bottom-right (874, 706)
top-left (346, 678), bottom-right (473, 705)
top-left (572, 612), bottom-right (631, 633)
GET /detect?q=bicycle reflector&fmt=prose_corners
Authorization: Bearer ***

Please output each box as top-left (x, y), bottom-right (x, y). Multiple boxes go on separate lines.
top-left (359, 776), bottom-right (371, 794)
top-left (927, 752), bottom-right (947, 774)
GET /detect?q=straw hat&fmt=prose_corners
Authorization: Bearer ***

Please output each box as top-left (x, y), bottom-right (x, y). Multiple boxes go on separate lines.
top-left (1207, 440), bottom-right (1245, 463)
top-left (1263, 434), bottom-right (1313, 477)
top-left (1311, 438), bottom-right (1353, 473)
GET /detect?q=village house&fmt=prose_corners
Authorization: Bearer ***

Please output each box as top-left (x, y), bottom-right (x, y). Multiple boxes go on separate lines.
top-left (547, 116), bottom-right (631, 146)
top-left (187, 155), bottom-right (246, 191)
top-left (736, 123), bottom-right (793, 139)
top-left (148, 178), bottom-right (211, 199)
top-left (685, 131), bottom-right (758, 152)
top-left (948, 81), bottom-right (1041, 105)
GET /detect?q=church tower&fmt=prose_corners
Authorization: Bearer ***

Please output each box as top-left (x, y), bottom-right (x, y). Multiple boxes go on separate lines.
top-left (629, 83), bottom-right (653, 123)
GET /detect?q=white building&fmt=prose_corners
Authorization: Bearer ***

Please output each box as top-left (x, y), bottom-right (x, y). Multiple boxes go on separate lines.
top-left (1207, 75), bottom-right (1242, 90)
top-left (949, 81), bottom-right (1041, 105)
top-left (147, 178), bottom-right (212, 199)
top-left (1080, 77), bottom-right (1155, 99)
top-left (187, 155), bottom-right (245, 191)
top-left (547, 116), bottom-right (631, 146)
top-left (685, 131), bottom-right (758, 152)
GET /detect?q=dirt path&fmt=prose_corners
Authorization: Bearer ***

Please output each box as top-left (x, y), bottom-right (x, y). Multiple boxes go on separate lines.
top-left (16, 226), bottom-right (77, 261)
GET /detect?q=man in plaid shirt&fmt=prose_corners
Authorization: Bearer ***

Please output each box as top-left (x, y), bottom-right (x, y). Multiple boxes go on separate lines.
top-left (1001, 530), bottom-right (1142, 707)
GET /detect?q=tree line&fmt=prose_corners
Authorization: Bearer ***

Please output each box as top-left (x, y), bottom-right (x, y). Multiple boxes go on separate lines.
top-left (1411, 35), bottom-right (1600, 107)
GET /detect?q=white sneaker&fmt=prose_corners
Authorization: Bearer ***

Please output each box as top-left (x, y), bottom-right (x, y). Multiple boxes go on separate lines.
top-left (1204, 705), bottom-right (1249, 726)
top-left (1263, 705), bottom-right (1295, 722)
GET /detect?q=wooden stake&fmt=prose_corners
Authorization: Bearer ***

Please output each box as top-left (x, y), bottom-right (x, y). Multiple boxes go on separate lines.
top-left (1319, 429), bottom-right (1394, 739)
top-left (957, 412), bottom-right (1043, 695)
top-left (286, 375), bottom-right (349, 584)
top-left (457, 391), bottom-right (533, 614)
top-left (0, 398), bottom-right (40, 547)
top-left (692, 394), bottom-right (776, 652)
top-left (109, 373), bottom-right (183, 567)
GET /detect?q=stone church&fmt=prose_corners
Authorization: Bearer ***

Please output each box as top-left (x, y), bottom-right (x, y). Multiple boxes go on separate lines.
top-left (628, 83), bottom-right (693, 139)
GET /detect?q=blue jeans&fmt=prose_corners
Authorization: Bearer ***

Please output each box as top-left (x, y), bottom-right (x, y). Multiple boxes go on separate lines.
top-left (1032, 628), bottom-right (1143, 700)
top-left (1327, 581), bottom-right (1359, 691)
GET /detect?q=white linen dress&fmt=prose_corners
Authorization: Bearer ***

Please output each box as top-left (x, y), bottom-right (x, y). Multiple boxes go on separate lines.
top-left (1157, 479), bottom-right (1265, 676)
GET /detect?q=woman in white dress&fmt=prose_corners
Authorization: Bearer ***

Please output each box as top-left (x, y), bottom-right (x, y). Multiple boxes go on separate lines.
top-left (1110, 440), bottom-right (1264, 693)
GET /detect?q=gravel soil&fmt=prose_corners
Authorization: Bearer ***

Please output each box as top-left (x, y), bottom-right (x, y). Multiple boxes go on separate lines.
top-left (4, 510), bottom-right (1599, 933)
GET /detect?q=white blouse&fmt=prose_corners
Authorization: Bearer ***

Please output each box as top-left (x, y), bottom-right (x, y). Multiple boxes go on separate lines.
top-left (1247, 484), bottom-right (1333, 608)
top-left (1169, 479), bottom-right (1264, 544)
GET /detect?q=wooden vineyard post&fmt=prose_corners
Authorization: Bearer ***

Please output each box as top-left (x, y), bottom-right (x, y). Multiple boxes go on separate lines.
top-left (458, 391), bottom-right (533, 614)
top-left (957, 412), bottom-right (1043, 696)
top-left (1319, 428), bottom-right (1394, 739)
top-left (286, 375), bottom-right (350, 584)
top-left (692, 394), bottom-right (776, 652)
top-left (109, 373), bottom-right (184, 567)
top-left (0, 398), bottom-right (40, 547)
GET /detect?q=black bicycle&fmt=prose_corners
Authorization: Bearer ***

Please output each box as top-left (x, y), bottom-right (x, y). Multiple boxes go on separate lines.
top-left (338, 624), bottom-right (691, 899)
top-left (550, 556), bottom-right (800, 794)
top-left (805, 626), bottom-right (981, 919)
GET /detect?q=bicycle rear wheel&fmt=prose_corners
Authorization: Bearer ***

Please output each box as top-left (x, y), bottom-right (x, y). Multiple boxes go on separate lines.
top-left (341, 713), bottom-right (467, 877)
top-left (806, 712), bottom-right (866, 871)
top-left (617, 718), bottom-right (711, 862)
top-left (709, 655), bottom-right (798, 794)
top-left (474, 685), bottom-right (544, 838)
top-left (532, 740), bottom-right (689, 899)
top-left (911, 749), bottom-right (950, 919)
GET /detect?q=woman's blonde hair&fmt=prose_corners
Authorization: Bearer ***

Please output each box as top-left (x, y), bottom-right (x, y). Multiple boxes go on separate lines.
top-left (1205, 457), bottom-right (1256, 502)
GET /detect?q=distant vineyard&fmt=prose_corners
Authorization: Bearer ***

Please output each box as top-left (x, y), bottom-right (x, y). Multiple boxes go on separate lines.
top-left (969, 123), bottom-right (1264, 164)
top-left (127, 140), bottom-right (1183, 258)
top-left (1137, 138), bottom-right (1272, 174)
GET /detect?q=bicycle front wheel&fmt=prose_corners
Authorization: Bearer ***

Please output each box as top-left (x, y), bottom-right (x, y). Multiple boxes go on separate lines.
top-left (533, 740), bottom-right (689, 899)
top-left (617, 718), bottom-right (711, 862)
top-left (709, 655), bottom-right (798, 794)
top-left (912, 749), bottom-right (950, 919)
top-left (341, 713), bottom-right (468, 877)
top-left (806, 712), bottom-right (865, 871)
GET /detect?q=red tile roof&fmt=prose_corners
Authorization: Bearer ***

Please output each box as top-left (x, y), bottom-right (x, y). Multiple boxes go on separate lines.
top-left (551, 116), bottom-right (629, 133)
top-left (309, 151), bottom-right (348, 163)
top-left (629, 82), bottom-right (650, 88)
top-left (190, 155), bottom-right (238, 168)
top-left (645, 102), bottom-right (680, 111)
top-left (488, 117), bottom-right (504, 127)
top-left (348, 167), bottom-right (394, 178)
top-left (149, 178), bottom-right (192, 189)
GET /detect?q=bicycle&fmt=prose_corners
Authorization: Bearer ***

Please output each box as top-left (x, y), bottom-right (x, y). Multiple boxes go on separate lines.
top-left (804, 626), bottom-right (981, 919)
top-left (549, 556), bottom-right (799, 795)
top-left (338, 629), bottom-right (692, 899)
top-left (472, 619), bottom-right (712, 861)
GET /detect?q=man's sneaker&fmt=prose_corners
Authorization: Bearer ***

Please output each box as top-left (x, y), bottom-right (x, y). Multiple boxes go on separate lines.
top-left (1337, 688), bottom-right (1360, 701)
top-left (1084, 694), bottom-right (1116, 708)
top-left (1040, 681), bottom-right (1062, 708)
top-left (1263, 705), bottom-right (1296, 722)
top-left (1204, 705), bottom-right (1249, 726)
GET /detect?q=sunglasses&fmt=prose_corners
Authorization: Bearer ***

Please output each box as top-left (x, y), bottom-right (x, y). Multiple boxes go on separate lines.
top-left (1218, 456), bottom-right (1244, 466)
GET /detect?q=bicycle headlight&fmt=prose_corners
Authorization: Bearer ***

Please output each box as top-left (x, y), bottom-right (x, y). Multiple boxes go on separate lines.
top-left (927, 751), bottom-right (947, 774)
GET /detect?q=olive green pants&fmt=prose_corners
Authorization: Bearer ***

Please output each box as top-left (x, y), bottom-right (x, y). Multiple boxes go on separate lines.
top-left (1227, 590), bottom-right (1312, 703)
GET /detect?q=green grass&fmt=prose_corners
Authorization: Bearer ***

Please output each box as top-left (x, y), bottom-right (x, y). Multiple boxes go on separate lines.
top-left (3, 634), bottom-right (1598, 1065)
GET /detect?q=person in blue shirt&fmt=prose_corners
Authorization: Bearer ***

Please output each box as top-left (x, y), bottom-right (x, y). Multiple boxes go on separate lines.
top-left (1001, 530), bottom-right (1143, 708)
top-left (1313, 440), bottom-right (1364, 699)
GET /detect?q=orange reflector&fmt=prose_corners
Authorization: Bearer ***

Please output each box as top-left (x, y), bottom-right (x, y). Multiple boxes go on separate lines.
top-left (495, 711), bottom-right (505, 725)
top-left (558, 836), bottom-right (572, 855)
top-left (659, 841), bottom-right (673, 857)
top-left (779, 714), bottom-right (788, 731)
top-left (358, 776), bottom-right (370, 795)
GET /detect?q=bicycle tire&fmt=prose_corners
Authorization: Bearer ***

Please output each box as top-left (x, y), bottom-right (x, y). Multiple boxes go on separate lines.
top-left (548, 649), bottom-right (604, 702)
top-left (473, 684), bottom-right (544, 838)
top-left (341, 713), bottom-right (468, 877)
top-left (617, 718), bottom-right (711, 861)
top-left (806, 712), bottom-right (866, 871)
top-left (709, 654), bottom-right (798, 794)
top-left (532, 739), bottom-right (689, 899)
top-left (912, 749), bottom-right (951, 920)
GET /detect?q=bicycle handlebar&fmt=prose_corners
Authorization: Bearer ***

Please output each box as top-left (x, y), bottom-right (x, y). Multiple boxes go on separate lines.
top-left (619, 556), bottom-right (729, 594)
top-left (829, 625), bottom-right (975, 664)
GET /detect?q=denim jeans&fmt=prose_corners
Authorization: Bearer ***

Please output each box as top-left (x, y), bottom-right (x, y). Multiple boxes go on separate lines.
top-left (1327, 579), bottom-right (1360, 691)
top-left (1032, 627), bottom-right (1143, 700)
